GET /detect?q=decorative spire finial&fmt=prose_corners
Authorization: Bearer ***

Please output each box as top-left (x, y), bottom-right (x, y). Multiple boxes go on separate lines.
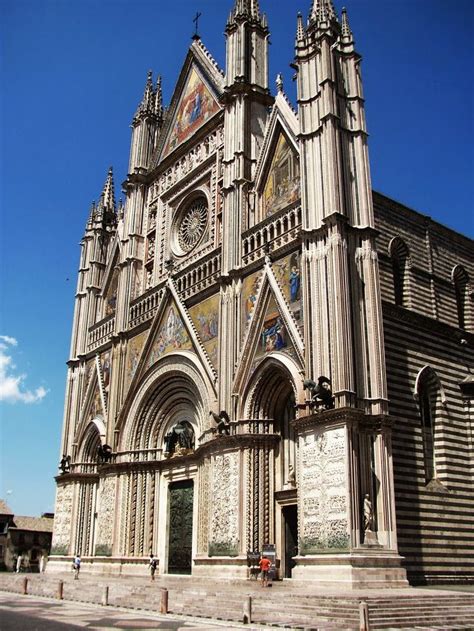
top-left (154, 75), bottom-right (163, 118)
top-left (309, 0), bottom-right (339, 32)
top-left (101, 166), bottom-right (116, 214)
top-left (276, 73), bottom-right (284, 93)
top-left (341, 7), bottom-right (354, 46)
top-left (296, 11), bottom-right (305, 41)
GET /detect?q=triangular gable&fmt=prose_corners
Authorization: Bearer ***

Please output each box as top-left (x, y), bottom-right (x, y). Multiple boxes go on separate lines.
top-left (101, 241), bottom-right (121, 317)
top-left (254, 92), bottom-right (299, 192)
top-left (261, 131), bottom-right (300, 219)
top-left (157, 42), bottom-right (224, 163)
top-left (76, 359), bottom-right (106, 441)
top-left (123, 280), bottom-right (218, 414)
top-left (188, 292), bottom-right (220, 370)
top-left (234, 260), bottom-right (304, 395)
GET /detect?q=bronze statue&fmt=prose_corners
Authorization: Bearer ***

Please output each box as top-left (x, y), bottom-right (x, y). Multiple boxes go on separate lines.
top-left (59, 454), bottom-right (71, 474)
top-left (97, 444), bottom-right (113, 464)
top-left (210, 410), bottom-right (231, 435)
top-left (164, 421), bottom-right (195, 456)
top-left (303, 376), bottom-right (335, 410)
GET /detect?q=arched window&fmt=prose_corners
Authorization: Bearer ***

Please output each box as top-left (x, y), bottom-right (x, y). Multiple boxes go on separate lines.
top-left (415, 366), bottom-right (444, 484)
top-left (389, 237), bottom-right (411, 307)
top-left (452, 265), bottom-right (470, 330)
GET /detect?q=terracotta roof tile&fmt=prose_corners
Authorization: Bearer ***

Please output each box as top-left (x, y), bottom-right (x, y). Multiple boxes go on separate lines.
top-left (0, 499), bottom-right (13, 515)
top-left (12, 516), bottom-right (54, 533)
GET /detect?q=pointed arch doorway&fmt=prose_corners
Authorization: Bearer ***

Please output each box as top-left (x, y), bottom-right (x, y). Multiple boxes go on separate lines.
top-left (249, 359), bottom-right (298, 579)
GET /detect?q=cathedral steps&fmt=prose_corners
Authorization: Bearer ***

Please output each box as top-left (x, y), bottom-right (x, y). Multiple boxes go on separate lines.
top-left (1, 573), bottom-right (473, 630)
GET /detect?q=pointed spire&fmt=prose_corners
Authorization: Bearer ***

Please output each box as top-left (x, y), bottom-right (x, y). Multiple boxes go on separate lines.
top-left (101, 166), bottom-right (116, 213)
top-left (340, 7), bottom-right (354, 47)
top-left (134, 70), bottom-right (156, 120)
top-left (250, 0), bottom-right (261, 19)
top-left (230, 0), bottom-right (263, 23)
top-left (143, 70), bottom-right (154, 110)
top-left (308, 0), bottom-right (339, 33)
top-left (94, 167), bottom-right (116, 227)
top-left (296, 11), bottom-right (305, 41)
top-left (154, 75), bottom-right (163, 118)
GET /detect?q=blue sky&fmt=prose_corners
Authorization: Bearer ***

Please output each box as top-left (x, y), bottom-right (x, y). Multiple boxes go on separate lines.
top-left (1, 0), bottom-right (473, 517)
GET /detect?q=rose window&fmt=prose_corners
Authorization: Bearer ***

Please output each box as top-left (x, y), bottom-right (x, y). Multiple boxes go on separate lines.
top-left (177, 197), bottom-right (208, 253)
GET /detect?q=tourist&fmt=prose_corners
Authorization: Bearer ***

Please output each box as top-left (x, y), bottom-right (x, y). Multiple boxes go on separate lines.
top-left (149, 554), bottom-right (157, 581)
top-left (259, 555), bottom-right (271, 587)
top-left (39, 554), bottom-right (47, 573)
top-left (73, 554), bottom-right (81, 580)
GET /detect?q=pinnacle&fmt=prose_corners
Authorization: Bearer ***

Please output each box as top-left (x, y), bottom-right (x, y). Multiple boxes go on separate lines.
top-left (230, 0), bottom-right (262, 22)
top-left (341, 7), bottom-right (354, 45)
top-left (296, 12), bottom-right (305, 41)
top-left (100, 166), bottom-right (116, 214)
top-left (276, 73), bottom-right (284, 92)
top-left (308, 0), bottom-right (339, 31)
top-left (154, 75), bottom-right (163, 118)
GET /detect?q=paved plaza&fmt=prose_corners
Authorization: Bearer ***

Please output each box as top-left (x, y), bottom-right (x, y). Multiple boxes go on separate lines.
top-left (0, 592), bottom-right (265, 631)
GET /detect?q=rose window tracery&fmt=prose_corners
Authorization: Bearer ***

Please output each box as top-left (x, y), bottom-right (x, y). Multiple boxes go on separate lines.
top-left (177, 197), bottom-right (208, 253)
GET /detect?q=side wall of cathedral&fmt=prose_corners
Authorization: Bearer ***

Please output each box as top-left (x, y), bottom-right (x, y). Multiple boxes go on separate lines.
top-left (374, 193), bottom-right (474, 583)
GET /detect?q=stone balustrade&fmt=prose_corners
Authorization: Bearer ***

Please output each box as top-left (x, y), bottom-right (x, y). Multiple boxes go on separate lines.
top-left (87, 316), bottom-right (115, 352)
top-left (243, 205), bottom-right (301, 264)
top-left (129, 287), bottom-right (165, 329)
top-left (175, 251), bottom-right (221, 300)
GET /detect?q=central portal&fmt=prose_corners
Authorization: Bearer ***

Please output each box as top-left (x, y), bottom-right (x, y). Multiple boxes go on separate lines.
top-left (168, 480), bottom-right (193, 574)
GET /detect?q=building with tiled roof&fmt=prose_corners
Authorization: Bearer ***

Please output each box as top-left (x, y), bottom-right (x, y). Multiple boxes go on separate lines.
top-left (0, 500), bottom-right (53, 572)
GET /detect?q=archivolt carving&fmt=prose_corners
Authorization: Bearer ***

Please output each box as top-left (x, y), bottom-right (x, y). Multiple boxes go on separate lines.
top-left (120, 351), bottom-right (217, 452)
top-left (241, 353), bottom-right (303, 420)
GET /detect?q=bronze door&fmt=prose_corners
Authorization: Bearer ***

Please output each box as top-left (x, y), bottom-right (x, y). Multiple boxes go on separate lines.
top-left (168, 480), bottom-right (193, 574)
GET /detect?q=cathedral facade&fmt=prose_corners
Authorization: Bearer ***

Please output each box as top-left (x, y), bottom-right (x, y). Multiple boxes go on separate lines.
top-left (51, 0), bottom-right (474, 587)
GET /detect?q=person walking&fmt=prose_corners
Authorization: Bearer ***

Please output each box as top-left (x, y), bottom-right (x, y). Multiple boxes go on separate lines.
top-left (73, 554), bottom-right (81, 580)
top-left (259, 555), bottom-right (271, 588)
top-left (16, 555), bottom-right (22, 573)
top-left (148, 554), bottom-right (157, 581)
top-left (39, 554), bottom-right (47, 574)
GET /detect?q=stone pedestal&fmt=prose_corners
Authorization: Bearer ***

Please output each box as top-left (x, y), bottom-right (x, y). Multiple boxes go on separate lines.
top-left (292, 553), bottom-right (408, 589)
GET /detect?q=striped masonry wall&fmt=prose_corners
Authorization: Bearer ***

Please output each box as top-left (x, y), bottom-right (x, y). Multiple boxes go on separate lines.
top-left (374, 192), bottom-right (474, 583)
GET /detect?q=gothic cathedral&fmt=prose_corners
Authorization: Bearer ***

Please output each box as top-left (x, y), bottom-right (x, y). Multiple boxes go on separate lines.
top-left (51, 0), bottom-right (474, 587)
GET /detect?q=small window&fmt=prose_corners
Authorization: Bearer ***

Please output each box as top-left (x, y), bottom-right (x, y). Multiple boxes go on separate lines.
top-left (416, 366), bottom-right (443, 484)
top-left (452, 265), bottom-right (470, 330)
top-left (389, 236), bottom-right (411, 308)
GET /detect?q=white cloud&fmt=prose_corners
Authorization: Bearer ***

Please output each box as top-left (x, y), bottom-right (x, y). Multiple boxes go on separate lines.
top-left (0, 336), bottom-right (48, 404)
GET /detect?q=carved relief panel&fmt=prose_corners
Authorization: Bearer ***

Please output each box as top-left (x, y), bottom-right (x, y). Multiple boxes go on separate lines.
top-left (299, 426), bottom-right (349, 554)
top-left (51, 483), bottom-right (74, 555)
top-left (209, 451), bottom-right (240, 556)
top-left (95, 475), bottom-right (117, 556)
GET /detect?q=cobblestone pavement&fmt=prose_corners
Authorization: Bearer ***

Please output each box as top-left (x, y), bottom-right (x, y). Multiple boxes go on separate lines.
top-left (0, 593), bottom-right (268, 631)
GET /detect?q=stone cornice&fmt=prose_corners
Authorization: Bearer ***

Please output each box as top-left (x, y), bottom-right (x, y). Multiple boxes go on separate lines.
top-left (292, 407), bottom-right (393, 433)
top-left (383, 301), bottom-right (474, 345)
top-left (91, 433), bottom-right (280, 477)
